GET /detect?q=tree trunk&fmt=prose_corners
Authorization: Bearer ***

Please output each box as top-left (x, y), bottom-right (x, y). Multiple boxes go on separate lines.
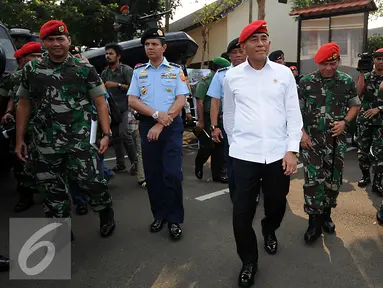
top-left (200, 25), bottom-right (208, 69)
top-left (257, 0), bottom-right (266, 20)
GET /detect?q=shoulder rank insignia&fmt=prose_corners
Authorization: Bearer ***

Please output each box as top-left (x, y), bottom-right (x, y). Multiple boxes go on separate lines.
top-left (217, 67), bottom-right (229, 73)
top-left (134, 63), bottom-right (146, 69)
top-left (169, 62), bottom-right (181, 68)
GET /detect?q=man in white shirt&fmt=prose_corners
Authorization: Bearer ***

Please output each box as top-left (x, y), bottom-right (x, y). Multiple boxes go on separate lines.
top-left (223, 20), bottom-right (303, 287)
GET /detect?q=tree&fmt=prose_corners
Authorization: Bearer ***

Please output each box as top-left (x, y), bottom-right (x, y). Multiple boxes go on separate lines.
top-left (195, 0), bottom-right (242, 68)
top-left (368, 34), bottom-right (383, 52)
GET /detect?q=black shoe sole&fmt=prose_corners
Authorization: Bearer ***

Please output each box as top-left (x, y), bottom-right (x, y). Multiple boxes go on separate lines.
top-left (304, 234), bottom-right (321, 243)
top-left (100, 222), bottom-right (116, 238)
top-left (322, 225), bottom-right (335, 234)
top-left (150, 221), bottom-right (166, 233)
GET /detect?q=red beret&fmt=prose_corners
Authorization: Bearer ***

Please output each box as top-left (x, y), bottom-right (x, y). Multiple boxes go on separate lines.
top-left (290, 66), bottom-right (297, 70)
top-left (376, 48), bottom-right (383, 53)
top-left (14, 42), bottom-right (42, 59)
top-left (120, 5), bottom-right (129, 12)
top-left (239, 20), bottom-right (268, 43)
top-left (314, 42), bottom-right (340, 64)
top-left (40, 20), bottom-right (68, 39)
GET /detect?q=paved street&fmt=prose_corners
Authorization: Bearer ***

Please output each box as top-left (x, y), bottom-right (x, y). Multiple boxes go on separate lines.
top-left (0, 147), bottom-right (382, 288)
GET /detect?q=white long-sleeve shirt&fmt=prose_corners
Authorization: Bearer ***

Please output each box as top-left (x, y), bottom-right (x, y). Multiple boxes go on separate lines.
top-left (223, 58), bottom-right (303, 164)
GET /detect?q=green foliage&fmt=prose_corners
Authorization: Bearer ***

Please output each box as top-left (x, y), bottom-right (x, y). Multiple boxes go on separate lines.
top-left (0, 0), bottom-right (182, 47)
top-left (195, 0), bottom-right (242, 26)
top-left (368, 34), bottom-right (383, 52)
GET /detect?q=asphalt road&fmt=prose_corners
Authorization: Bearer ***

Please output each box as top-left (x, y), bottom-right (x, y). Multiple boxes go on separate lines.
top-left (0, 147), bottom-right (382, 288)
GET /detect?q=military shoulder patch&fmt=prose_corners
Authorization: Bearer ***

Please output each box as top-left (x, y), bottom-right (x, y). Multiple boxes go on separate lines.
top-left (134, 63), bottom-right (146, 69)
top-left (169, 62), bottom-right (181, 68)
top-left (217, 67), bottom-right (229, 73)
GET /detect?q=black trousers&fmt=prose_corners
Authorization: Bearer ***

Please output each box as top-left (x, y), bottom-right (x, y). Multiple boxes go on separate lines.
top-left (233, 158), bottom-right (290, 264)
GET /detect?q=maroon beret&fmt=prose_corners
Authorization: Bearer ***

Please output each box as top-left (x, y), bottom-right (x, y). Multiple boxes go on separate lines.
top-left (14, 42), bottom-right (42, 59)
top-left (314, 42), bottom-right (340, 64)
top-left (239, 20), bottom-right (268, 43)
top-left (120, 5), bottom-right (129, 12)
top-left (40, 20), bottom-right (68, 39)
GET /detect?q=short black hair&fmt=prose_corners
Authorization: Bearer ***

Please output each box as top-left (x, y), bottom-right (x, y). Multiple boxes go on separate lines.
top-left (105, 43), bottom-right (123, 56)
top-left (221, 52), bottom-right (230, 61)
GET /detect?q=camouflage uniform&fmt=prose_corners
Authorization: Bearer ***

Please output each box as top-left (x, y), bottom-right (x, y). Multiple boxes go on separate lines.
top-left (356, 72), bottom-right (383, 172)
top-left (299, 70), bottom-right (361, 215)
top-left (17, 54), bottom-right (113, 218)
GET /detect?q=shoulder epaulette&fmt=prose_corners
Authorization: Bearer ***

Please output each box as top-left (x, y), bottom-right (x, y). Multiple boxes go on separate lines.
top-left (217, 67), bottom-right (229, 73)
top-left (169, 62), bottom-right (181, 68)
top-left (134, 63), bottom-right (146, 69)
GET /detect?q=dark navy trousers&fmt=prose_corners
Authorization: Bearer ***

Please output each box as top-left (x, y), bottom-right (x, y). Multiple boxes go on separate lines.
top-left (140, 116), bottom-right (184, 224)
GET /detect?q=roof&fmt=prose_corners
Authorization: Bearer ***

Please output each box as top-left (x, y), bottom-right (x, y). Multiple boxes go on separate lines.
top-left (169, 0), bottom-right (244, 32)
top-left (290, 0), bottom-right (377, 17)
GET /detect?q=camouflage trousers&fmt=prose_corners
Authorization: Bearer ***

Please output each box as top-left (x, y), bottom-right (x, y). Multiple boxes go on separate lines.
top-left (369, 126), bottom-right (383, 173)
top-left (356, 119), bottom-right (373, 171)
top-left (27, 146), bottom-right (112, 218)
top-left (301, 132), bottom-right (347, 215)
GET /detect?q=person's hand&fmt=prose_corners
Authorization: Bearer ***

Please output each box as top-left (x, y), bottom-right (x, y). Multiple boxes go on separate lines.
top-left (15, 141), bottom-right (28, 163)
top-left (300, 131), bottom-right (313, 150)
top-left (197, 120), bottom-right (204, 129)
top-left (147, 123), bottom-right (164, 142)
top-left (363, 108), bottom-right (380, 119)
top-left (1, 113), bottom-right (14, 124)
top-left (104, 81), bottom-right (117, 89)
top-left (212, 127), bottom-right (223, 143)
top-left (98, 136), bottom-right (109, 154)
top-left (186, 113), bottom-right (193, 121)
top-left (282, 152), bottom-right (297, 176)
top-left (330, 120), bottom-right (346, 137)
top-left (157, 112), bottom-right (173, 127)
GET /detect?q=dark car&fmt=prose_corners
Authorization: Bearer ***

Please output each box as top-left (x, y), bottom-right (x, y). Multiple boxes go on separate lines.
top-left (9, 28), bottom-right (44, 51)
top-left (82, 31), bottom-right (198, 74)
top-left (0, 23), bottom-right (17, 74)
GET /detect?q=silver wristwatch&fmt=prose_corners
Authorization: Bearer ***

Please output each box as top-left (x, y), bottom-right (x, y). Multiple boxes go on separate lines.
top-left (152, 111), bottom-right (159, 120)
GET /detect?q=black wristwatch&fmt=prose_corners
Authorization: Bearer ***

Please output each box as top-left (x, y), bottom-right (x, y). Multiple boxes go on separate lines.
top-left (102, 132), bottom-right (111, 138)
top-left (117, 83), bottom-right (122, 89)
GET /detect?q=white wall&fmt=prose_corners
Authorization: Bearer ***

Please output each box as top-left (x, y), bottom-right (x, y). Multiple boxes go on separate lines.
top-left (227, 1), bottom-right (250, 44)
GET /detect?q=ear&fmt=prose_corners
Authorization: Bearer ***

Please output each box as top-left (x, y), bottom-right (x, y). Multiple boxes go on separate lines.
top-left (67, 36), bottom-right (72, 45)
top-left (163, 43), bottom-right (167, 52)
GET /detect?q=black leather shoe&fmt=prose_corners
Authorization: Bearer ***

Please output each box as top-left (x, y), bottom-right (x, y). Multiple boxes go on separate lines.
top-left (75, 204), bottom-right (88, 216)
top-left (195, 166), bottom-right (203, 180)
top-left (372, 173), bottom-right (383, 196)
top-left (238, 262), bottom-right (257, 287)
top-left (150, 219), bottom-right (166, 233)
top-left (377, 203), bottom-right (383, 225)
top-left (358, 170), bottom-right (371, 187)
top-left (168, 223), bottom-right (182, 240)
top-left (0, 255), bottom-right (10, 272)
top-left (99, 207), bottom-right (115, 237)
top-left (322, 208), bottom-right (335, 233)
top-left (264, 233), bottom-right (278, 255)
top-left (304, 214), bottom-right (322, 243)
top-left (14, 197), bottom-right (34, 213)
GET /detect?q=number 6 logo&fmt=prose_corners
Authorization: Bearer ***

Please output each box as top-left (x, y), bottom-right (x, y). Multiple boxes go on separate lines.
top-left (18, 223), bottom-right (62, 276)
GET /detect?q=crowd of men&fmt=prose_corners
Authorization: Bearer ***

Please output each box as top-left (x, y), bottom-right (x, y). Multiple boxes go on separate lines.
top-left (0, 13), bottom-right (382, 288)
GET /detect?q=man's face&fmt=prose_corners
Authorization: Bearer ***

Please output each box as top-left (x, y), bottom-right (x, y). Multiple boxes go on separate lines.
top-left (105, 48), bottom-right (120, 65)
top-left (242, 33), bottom-right (271, 63)
top-left (374, 57), bottom-right (383, 71)
top-left (229, 47), bottom-right (247, 67)
top-left (318, 60), bottom-right (339, 78)
top-left (144, 39), bottom-right (166, 60)
top-left (122, 8), bottom-right (129, 15)
top-left (21, 53), bottom-right (42, 67)
top-left (291, 68), bottom-right (298, 76)
top-left (275, 55), bottom-right (285, 65)
top-left (43, 35), bottom-right (70, 59)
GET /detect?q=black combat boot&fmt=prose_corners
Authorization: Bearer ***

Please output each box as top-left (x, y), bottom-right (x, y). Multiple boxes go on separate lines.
top-left (99, 206), bottom-right (116, 237)
top-left (322, 208), bottom-right (335, 233)
top-left (372, 173), bottom-right (383, 196)
top-left (14, 186), bottom-right (35, 213)
top-left (358, 169), bottom-right (371, 187)
top-left (377, 203), bottom-right (383, 225)
top-left (304, 214), bottom-right (322, 243)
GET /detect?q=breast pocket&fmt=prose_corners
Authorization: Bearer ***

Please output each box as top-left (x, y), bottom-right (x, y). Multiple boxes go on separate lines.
top-left (161, 79), bottom-right (177, 100)
top-left (161, 79), bottom-right (177, 87)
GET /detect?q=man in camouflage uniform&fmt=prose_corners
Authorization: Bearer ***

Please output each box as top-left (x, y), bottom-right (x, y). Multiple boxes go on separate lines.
top-left (113, 5), bottom-right (134, 42)
top-left (195, 57), bottom-right (230, 182)
top-left (15, 20), bottom-right (115, 238)
top-left (1, 42), bottom-right (42, 212)
top-left (355, 48), bottom-right (383, 195)
top-left (299, 43), bottom-right (360, 243)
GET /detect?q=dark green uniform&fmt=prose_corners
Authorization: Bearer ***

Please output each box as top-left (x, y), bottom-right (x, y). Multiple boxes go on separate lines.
top-left (357, 71), bottom-right (383, 174)
top-left (17, 54), bottom-right (113, 218)
top-left (299, 70), bottom-right (361, 215)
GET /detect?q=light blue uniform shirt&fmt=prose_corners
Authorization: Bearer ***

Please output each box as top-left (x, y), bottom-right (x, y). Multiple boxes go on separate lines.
top-left (207, 66), bottom-right (230, 100)
top-left (127, 57), bottom-right (189, 112)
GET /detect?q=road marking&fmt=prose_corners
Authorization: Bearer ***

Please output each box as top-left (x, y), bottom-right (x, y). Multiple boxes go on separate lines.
top-left (104, 155), bottom-right (128, 162)
top-left (195, 188), bottom-right (229, 201)
top-left (195, 146), bottom-right (358, 201)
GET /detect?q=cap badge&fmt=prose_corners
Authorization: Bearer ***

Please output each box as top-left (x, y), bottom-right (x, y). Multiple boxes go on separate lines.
top-left (157, 29), bottom-right (163, 36)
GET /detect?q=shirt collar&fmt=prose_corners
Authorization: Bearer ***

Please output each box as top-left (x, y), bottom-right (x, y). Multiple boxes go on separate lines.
top-left (244, 57), bottom-right (274, 71)
top-left (145, 57), bottom-right (170, 69)
top-left (41, 53), bottom-right (76, 68)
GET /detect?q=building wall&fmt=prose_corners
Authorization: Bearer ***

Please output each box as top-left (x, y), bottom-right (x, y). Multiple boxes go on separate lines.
top-left (187, 17), bottom-right (228, 66)
top-left (227, 1), bottom-right (250, 43)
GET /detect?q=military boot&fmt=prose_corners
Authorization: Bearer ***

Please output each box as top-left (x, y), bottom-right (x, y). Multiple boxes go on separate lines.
top-left (322, 208), bottom-right (335, 233)
top-left (99, 206), bottom-right (115, 237)
top-left (372, 173), bottom-right (383, 196)
top-left (304, 215), bottom-right (322, 243)
top-left (358, 169), bottom-right (371, 187)
top-left (377, 203), bottom-right (383, 225)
